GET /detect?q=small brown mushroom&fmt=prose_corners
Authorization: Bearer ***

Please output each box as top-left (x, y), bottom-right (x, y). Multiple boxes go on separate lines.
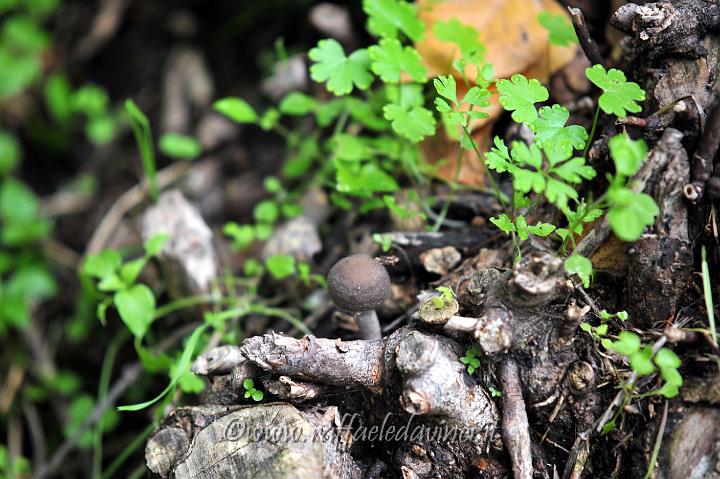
top-left (327, 254), bottom-right (389, 340)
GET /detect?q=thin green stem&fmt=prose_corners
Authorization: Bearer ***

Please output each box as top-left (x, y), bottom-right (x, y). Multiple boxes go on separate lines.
top-left (93, 331), bottom-right (129, 479)
top-left (643, 401), bottom-right (668, 479)
top-left (461, 124), bottom-right (506, 205)
top-left (701, 246), bottom-right (720, 370)
top-left (583, 105), bottom-right (601, 159)
top-left (248, 304), bottom-right (312, 336)
top-left (153, 294), bottom-right (231, 320)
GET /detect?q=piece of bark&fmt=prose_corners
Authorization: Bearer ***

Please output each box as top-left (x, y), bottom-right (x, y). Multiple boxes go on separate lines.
top-left (575, 128), bottom-right (684, 259)
top-left (499, 358), bottom-right (532, 479)
top-left (624, 128), bottom-right (692, 327)
top-left (140, 190), bottom-right (220, 297)
top-left (610, 1), bottom-right (720, 58)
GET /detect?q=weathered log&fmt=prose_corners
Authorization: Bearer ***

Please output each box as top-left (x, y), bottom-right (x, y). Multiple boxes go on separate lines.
top-left (146, 403), bottom-right (362, 479)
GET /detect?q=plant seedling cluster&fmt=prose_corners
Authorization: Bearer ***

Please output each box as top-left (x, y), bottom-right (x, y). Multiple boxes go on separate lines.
top-left (459, 344), bottom-right (483, 375)
top-left (243, 379), bottom-right (264, 402)
top-left (431, 286), bottom-right (455, 309)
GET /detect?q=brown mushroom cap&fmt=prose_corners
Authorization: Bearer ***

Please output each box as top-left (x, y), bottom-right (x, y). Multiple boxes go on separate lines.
top-left (327, 254), bottom-right (390, 312)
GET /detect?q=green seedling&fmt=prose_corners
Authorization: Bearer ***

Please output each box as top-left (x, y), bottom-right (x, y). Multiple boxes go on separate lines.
top-left (243, 379), bottom-right (264, 402)
top-left (125, 100), bottom-right (158, 202)
top-left (459, 344), bottom-right (483, 375)
top-left (431, 286), bottom-right (455, 309)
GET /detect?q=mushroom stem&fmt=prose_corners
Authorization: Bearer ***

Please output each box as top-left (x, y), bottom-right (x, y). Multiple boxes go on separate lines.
top-left (354, 310), bottom-right (382, 340)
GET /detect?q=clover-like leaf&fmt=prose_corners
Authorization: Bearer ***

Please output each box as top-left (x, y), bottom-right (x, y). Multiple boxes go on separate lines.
top-left (564, 254), bottom-right (592, 288)
top-left (363, 0), bottom-right (424, 41)
top-left (383, 103), bottom-right (436, 142)
top-left (309, 39), bottom-right (373, 95)
top-left (607, 189), bottom-right (658, 241)
top-left (609, 133), bottom-right (648, 176)
top-left (369, 38), bottom-right (427, 83)
top-left (433, 18), bottom-right (485, 57)
top-left (655, 347), bottom-right (682, 370)
top-left (496, 73), bottom-right (549, 124)
top-left (534, 104), bottom-right (588, 155)
top-left (630, 346), bottom-right (656, 376)
top-left (537, 11), bottom-right (578, 47)
top-left (586, 64), bottom-right (645, 117)
top-left (609, 330), bottom-right (641, 356)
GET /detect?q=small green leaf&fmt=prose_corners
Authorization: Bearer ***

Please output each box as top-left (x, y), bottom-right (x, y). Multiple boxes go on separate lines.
top-left (607, 189), bottom-right (658, 241)
top-left (335, 162), bottom-right (399, 194)
top-left (0, 131), bottom-right (20, 175)
top-left (369, 38), bottom-right (427, 83)
top-left (114, 284), bottom-right (155, 339)
top-left (496, 74), bottom-right (549, 124)
top-left (537, 11), bottom-right (578, 46)
top-left (120, 257), bottom-right (146, 285)
top-left (333, 134), bottom-right (369, 161)
top-left (433, 75), bottom-right (458, 107)
top-left (485, 136), bottom-right (512, 172)
top-left (433, 18), bottom-right (485, 57)
top-left (586, 64), bottom-right (645, 118)
top-left (159, 133), bottom-right (202, 159)
top-left (251, 390), bottom-right (264, 401)
top-left (243, 378), bottom-right (254, 390)
top-left (534, 104), bottom-right (588, 155)
top-left (363, 0), bottom-right (424, 41)
top-left (595, 323), bottom-right (608, 337)
top-left (660, 366), bottom-right (683, 387)
top-left (259, 108), bottom-right (280, 131)
top-left (608, 330), bottom-right (641, 356)
top-left (489, 213), bottom-right (516, 235)
top-left (630, 346), bottom-right (655, 376)
top-left (223, 223), bottom-right (255, 250)
top-left (654, 382), bottom-right (679, 398)
top-left (564, 255), bottom-right (592, 288)
top-left (213, 97), bottom-right (258, 123)
top-left (144, 233), bottom-right (169, 256)
top-left (253, 200), bottom-right (280, 224)
top-left (654, 348), bottom-right (681, 370)
top-left (515, 215), bottom-right (529, 240)
top-left (279, 92), bottom-right (318, 116)
top-left (265, 254), bottom-right (296, 279)
top-left (383, 103), bottom-right (436, 142)
top-left (527, 222), bottom-right (556, 237)
top-left (609, 133), bottom-right (648, 176)
top-left (463, 85), bottom-right (490, 108)
top-left (44, 72), bottom-right (73, 122)
top-left (309, 40), bottom-right (373, 96)
top-left (83, 250), bottom-right (121, 279)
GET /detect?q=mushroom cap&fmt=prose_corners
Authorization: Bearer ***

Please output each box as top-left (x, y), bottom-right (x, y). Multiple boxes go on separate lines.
top-left (327, 254), bottom-right (390, 312)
